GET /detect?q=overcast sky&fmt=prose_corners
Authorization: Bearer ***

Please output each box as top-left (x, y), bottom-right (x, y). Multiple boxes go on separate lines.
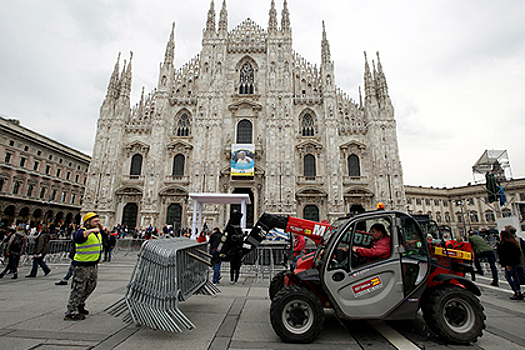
top-left (1, 0), bottom-right (524, 188)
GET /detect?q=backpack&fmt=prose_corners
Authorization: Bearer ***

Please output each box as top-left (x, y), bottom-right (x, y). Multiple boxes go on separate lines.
top-left (10, 234), bottom-right (24, 254)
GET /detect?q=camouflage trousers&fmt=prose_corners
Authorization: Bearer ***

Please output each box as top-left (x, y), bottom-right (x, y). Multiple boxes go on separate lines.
top-left (66, 265), bottom-right (98, 315)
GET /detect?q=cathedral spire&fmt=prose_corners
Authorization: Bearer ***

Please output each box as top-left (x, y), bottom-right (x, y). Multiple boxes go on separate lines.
top-left (321, 21), bottom-right (331, 63)
top-left (106, 52), bottom-right (121, 99)
top-left (121, 51), bottom-right (133, 98)
top-left (376, 51), bottom-right (389, 99)
top-left (268, 0), bottom-right (278, 35)
top-left (364, 51), bottom-right (374, 100)
top-left (218, 0), bottom-right (228, 34)
top-left (206, 0), bottom-right (216, 34)
top-left (164, 22), bottom-right (175, 67)
top-left (281, 0), bottom-right (290, 34)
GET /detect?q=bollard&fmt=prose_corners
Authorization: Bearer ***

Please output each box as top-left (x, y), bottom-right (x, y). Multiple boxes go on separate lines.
top-left (106, 237), bottom-right (220, 332)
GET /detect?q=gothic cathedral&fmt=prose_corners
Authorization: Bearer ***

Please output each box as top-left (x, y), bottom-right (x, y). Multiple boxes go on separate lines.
top-left (84, 0), bottom-right (405, 231)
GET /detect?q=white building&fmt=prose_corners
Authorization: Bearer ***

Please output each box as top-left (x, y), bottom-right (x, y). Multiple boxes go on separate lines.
top-left (84, 0), bottom-right (405, 231)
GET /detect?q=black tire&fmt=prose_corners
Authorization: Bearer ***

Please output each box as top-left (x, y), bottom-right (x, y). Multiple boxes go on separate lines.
top-left (269, 271), bottom-right (287, 301)
top-left (422, 285), bottom-right (485, 344)
top-left (270, 285), bottom-right (325, 343)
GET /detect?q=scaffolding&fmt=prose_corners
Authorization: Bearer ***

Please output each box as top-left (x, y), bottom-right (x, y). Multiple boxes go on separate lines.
top-left (472, 150), bottom-right (522, 233)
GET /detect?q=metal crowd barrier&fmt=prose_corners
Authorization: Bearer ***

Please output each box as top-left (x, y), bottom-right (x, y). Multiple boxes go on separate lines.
top-left (114, 238), bottom-right (146, 256)
top-left (238, 241), bottom-right (317, 283)
top-left (106, 238), bottom-right (220, 332)
top-left (1, 239), bottom-right (73, 266)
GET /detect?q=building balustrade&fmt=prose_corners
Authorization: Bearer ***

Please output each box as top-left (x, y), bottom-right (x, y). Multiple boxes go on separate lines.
top-left (296, 175), bottom-right (324, 186)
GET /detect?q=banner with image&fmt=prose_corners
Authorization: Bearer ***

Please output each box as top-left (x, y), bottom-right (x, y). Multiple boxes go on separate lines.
top-left (231, 144), bottom-right (255, 176)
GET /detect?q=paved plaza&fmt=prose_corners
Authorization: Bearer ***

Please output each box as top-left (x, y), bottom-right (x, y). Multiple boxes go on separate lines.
top-left (2, 251), bottom-right (525, 349)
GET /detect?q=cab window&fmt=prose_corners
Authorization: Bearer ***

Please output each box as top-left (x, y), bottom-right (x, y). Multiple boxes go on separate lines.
top-left (398, 217), bottom-right (429, 261)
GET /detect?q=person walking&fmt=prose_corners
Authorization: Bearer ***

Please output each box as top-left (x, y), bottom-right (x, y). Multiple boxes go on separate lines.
top-left (468, 229), bottom-right (499, 286)
top-left (209, 227), bottom-right (222, 284)
top-left (26, 225), bottom-right (51, 278)
top-left (497, 230), bottom-right (523, 300)
top-left (0, 225), bottom-right (28, 280)
top-left (64, 212), bottom-right (103, 321)
top-left (230, 249), bottom-right (242, 285)
top-left (103, 228), bottom-right (116, 262)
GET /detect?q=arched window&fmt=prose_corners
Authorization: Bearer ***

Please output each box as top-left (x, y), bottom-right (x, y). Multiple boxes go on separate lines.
top-left (26, 184), bottom-right (34, 197)
top-left (39, 187), bottom-right (46, 199)
top-left (304, 154), bottom-right (316, 177)
top-left (239, 62), bottom-right (254, 94)
top-left (303, 205), bottom-right (319, 222)
top-left (301, 113), bottom-right (315, 136)
top-left (237, 119), bottom-right (253, 144)
top-left (130, 154), bottom-right (143, 176)
top-left (172, 154), bottom-right (185, 176)
top-left (122, 203), bottom-right (138, 228)
top-left (13, 181), bottom-right (20, 195)
top-left (177, 113), bottom-right (191, 137)
top-left (348, 154), bottom-right (360, 177)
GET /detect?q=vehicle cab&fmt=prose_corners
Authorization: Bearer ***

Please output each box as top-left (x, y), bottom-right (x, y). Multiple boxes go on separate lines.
top-left (320, 210), bottom-right (430, 320)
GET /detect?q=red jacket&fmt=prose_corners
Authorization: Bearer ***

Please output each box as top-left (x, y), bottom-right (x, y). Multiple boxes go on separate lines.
top-left (294, 235), bottom-right (305, 258)
top-left (355, 236), bottom-right (391, 260)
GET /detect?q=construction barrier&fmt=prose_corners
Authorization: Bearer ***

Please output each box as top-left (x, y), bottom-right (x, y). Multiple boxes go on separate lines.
top-left (106, 238), bottom-right (219, 332)
top-left (1, 239), bottom-right (73, 266)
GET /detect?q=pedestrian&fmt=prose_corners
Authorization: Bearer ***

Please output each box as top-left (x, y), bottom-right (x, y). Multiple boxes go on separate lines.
top-left (468, 229), bottom-right (499, 286)
top-left (497, 230), bottom-right (523, 300)
top-left (209, 227), bottom-right (222, 284)
top-left (230, 249), bottom-right (242, 285)
top-left (64, 212), bottom-right (103, 321)
top-left (55, 239), bottom-right (76, 286)
top-left (505, 225), bottom-right (525, 283)
top-left (26, 225), bottom-right (51, 278)
top-left (103, 229), bottom-right (116, 262)
top-left (0, 225), bottom-right (28, 279)
top-left (197, 230), bottom-right (208, 243)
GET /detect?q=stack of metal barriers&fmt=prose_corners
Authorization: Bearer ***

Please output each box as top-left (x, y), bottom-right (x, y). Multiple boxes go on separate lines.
top-left (106, 238), bottom-right (219, 332)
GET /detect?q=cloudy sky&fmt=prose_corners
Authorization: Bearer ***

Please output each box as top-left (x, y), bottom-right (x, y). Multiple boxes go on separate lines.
top-left (1, 0), bottom-right (524, 187)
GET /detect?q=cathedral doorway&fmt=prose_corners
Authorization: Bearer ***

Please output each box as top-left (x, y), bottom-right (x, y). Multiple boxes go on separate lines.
top-left (231, 188), bottom-right (254, 227)
top-left (122, 203), bottom-right (138, 229)
top-left (303, 205), bottom-right (320, 222)
top-left (166, 203), bottom-right (182, 235)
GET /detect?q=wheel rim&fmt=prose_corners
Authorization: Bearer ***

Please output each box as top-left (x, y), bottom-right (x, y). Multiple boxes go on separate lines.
top-left (281, 299), bottom-right (314, 334)
top-left (443, 297), bottom-right (475, 333)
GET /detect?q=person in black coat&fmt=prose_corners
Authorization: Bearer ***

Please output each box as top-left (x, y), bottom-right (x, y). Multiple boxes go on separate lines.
top-left (209, 227), bottom-right (223, 284)
top-left (103, 229), bottom-right (117, 262)
top-left (497, 230), bottom-right (523, 300)
top-left (26, 225), bottom-right (51, 277)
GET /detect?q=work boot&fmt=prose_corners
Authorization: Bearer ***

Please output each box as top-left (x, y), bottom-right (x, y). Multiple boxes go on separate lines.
top-left (25, 275), bottom-right (36, 278)
top-left (490, 281), bottom-right (499, 287)
top-left (78, 304), bottom-right (89, 315)
top-left (11, 274), bottom-right (18, 280)
top-left (64, 313), bottom-right (85, 321)
top-left (55, 280), bottom-right (68, 285)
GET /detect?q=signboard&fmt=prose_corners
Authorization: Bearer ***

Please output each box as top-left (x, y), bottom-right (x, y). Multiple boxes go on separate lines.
top-left (352, 276), bottom-right (383, 298)
top-left (231, 144), bottom-right (255, 176)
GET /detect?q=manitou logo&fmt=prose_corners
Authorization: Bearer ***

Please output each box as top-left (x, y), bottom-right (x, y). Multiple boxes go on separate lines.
top-left (312, 224), bottom-right (327, 236)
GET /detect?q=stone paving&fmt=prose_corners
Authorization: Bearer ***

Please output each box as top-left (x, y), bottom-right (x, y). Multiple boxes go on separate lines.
top-left (0, 253), bottom-right (370, 350)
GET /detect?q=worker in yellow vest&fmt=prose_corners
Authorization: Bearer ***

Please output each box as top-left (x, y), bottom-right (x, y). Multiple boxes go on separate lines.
top-left (64, 212), bottom-right (103, 321)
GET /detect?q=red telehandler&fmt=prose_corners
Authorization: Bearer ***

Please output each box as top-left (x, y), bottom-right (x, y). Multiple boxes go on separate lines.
top-left (212, 209), bottom-right (485, 344)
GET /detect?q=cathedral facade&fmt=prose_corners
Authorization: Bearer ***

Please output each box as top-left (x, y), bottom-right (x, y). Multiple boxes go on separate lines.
top-left (84, 0), bottom-right (405, 231)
